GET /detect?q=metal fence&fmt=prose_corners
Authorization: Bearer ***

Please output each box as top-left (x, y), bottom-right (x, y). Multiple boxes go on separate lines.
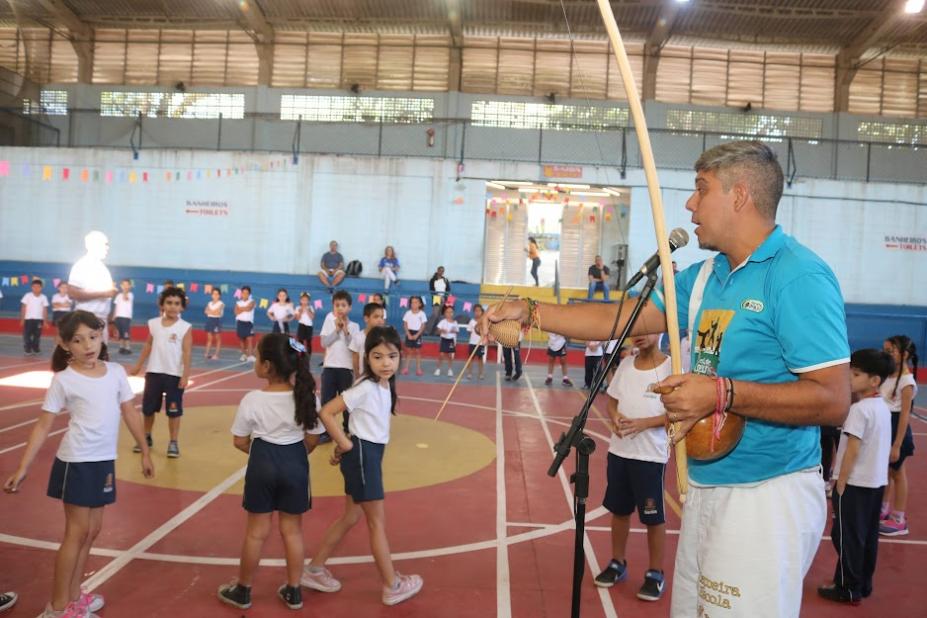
top-left (1, 107), bottom-right (925, 186)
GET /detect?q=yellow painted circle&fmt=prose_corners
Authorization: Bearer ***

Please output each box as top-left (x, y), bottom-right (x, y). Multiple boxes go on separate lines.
top-left (116, 405), bottom-right (496, 497)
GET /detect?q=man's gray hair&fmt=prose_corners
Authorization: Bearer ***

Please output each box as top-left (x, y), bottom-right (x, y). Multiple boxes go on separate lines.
top-left (694, 141), bottom-right (784, 219)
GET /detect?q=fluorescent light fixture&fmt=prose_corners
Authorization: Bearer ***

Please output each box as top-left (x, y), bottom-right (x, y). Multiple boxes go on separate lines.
top-left (602, 187), bottom-right (623, 196)
top-left (675, 0), bottom-right (690, 4)
top-left (493, 180), bottom-right (533, 186)
top-left (0, 371), bottom-right (150, 394)
top-left (546, 183), bottom-right (591, 189)
top-left (905, 0), bottom-right (924, 13)
top-left (570, 191), bottom-right (609, 197)
top-left (486, 182), bottom-right (507, 190)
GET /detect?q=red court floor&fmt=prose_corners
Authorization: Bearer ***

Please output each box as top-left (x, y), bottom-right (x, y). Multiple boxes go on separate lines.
top-left (0, 337), bottom-right (924, 617)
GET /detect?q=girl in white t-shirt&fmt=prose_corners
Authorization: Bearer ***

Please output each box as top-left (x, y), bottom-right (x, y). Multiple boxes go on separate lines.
top-left (545, 332), bottom-right (573, 386)
top-left (204, 288), bottom-right (225, 360)
top-left (112, 279), bottom-right (134, 355)
top-left (400, 296), bottom-right (427, 376)
top-left (879, 335), bottom-right (919, 536)
top-left (267, 288), bottom-right (295, 335)
top-left (51, 282), bottom-right (73, 330)
top-left (295, 292), bottom-right (316, 356)
top-left (218, 334), bottom-right (323, 611)
top-left (435, 305), bottom-right (459, 377)
top-left (304, 326), bottom-right (423, 607)
top-left (465, 304), bottom-right (486, 381)
top-left (3, 311), bottom-right (153, 618)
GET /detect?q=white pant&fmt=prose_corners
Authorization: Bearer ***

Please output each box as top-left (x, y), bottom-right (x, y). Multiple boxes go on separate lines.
top-left (671, 468), bottom-right (825, 618)
top-left (381, 266), bottom-right (397, 289)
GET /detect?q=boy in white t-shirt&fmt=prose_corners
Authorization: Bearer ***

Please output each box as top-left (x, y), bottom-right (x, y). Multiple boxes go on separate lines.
top-left (320, 290), bottom-right (360, 410)
top-left (350, 303), bottom-right (386, 377)
top-left (435, 305), bottom-right (459, 377)
top-left (20, 278), bottom-right (49, 355)
top-left (130, 287), bottom-right (193, 459)
top-left (234, 286), bottom-right (257, 362)
top-left (594, 334), bottom-right (671, 602)
top-left (818, 349), bottom-right (895, 606)
top-left (112, 279), bottom-right (134, 355)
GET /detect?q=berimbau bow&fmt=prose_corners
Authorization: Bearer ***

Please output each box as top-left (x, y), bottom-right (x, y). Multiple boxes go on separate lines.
top-left (593, 0), bottom-right (688, 501)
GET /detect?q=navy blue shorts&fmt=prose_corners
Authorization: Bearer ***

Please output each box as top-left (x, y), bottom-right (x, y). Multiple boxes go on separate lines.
top-left (243, 439), bottom-right (310, 514)
top-left (603, 453), bottom-right (666, 526)
top-left (52, 310), bottom-right (70, 326)
top-left (114, 317), bottom-right (132, 339)
top-left (271, 322), bottom-right (290, 334)
top-left (205, 317), bottom-right (222, 333)
top-left (405, 329), bottom-right (422, 349)
top-left (547, 346), bottom-right (567, 358)
top-left (340, 436), bottom-right (386, 502)
top-left (439, 338), bottom-right (456, 354)
top-left (297, 324), bottom-right (314, 350)
top-left (47, 458), bottom-right (116, 507)
top-left (236, 320), bottom-right (254, 340)
top-left (468, 343), bottom-right (485, 358)
top-left (142, 372), bottom-right (184, 417)
top-left (890, 412), bottom-right (915, 471)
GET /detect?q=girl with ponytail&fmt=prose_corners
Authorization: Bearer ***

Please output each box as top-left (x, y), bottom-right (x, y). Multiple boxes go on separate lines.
top-left (879, 335), bottom-right (919, 536)
top-left (219, 334), bottom-right (323, 611)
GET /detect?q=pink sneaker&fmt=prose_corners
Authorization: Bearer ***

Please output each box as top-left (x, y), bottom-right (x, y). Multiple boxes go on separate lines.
top-left (401, 367), bottom-right (409, 375)
top-left (42, 601), bottom-right (97, 618)
top-left (300, 566), bottom-right (342, 592)
top-left (415, 368), bottom-right (424, 376)
top-left (382, 573), bottom-right (423, 606)
top-left (78, 591), bottom-right (104, 613)
top-left (879, 517), bottom-right (909, 536)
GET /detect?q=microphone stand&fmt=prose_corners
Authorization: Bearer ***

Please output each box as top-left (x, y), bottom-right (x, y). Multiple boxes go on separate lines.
top-left (548, 270), bottom-right (662, 618)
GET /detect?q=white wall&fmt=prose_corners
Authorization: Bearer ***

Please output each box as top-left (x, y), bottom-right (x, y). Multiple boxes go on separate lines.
top-left (1, 147), bottom-right (925, 304)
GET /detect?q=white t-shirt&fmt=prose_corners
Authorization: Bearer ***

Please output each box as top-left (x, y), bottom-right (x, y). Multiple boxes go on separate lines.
top-left (548, 333), bottom-right (567, 352)
top-left (297, 305), bottom-right (314, 326)
top-left (606, 355), bottom-right (672, 463)
top-left (206, 300), bottom-right (225, 317)
top-left (832, 395), bottom-right (891, 488)
top-left (342, 379), bottom-right (393, 444)
top-left (437, 318), bottom-right (459, 341)
top-left (585, 341), bottom-right (604, 357)
top-left (349, 330), bottom-right (368, 374)
top-left (605, 340), bottom-right (619, 354)
top-left (268, 302), bottom-right (294, 322)
top-left (113, 292), bottom-right (134, 319)
top-left (320, 312), bottom-right (360, 370)
top-left (43, 362), bottom-right (135, 462)
top-left (880, 374), bottom-right (918, 412)
top-left (21, 293), bottom-right (49, 319)
top-left (403, 309), bottom-right (427, 332)
top-left (231, 390), bottom-right (325, 445)
top-left (466, 319), bottom-right (482, 345)
top-left (52, 293), bottom-right (72, 311)
top-left (146, 317), bottom-right (192, 377)
top-left (236, 298), bottom-right (255, 322)
top-left (68, 255), bottom-right (113, 318)
top-left (433, 278), bottom-right (447, 294)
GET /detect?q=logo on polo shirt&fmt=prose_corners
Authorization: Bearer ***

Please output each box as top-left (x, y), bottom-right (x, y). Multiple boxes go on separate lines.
top-left (692, 309), bottom-right (735, 377)
top-left (741, 299), bottom-right (764, 313)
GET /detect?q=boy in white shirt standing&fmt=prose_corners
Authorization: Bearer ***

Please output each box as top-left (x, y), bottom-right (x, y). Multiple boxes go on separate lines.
top-left (235, 286), bottom-right (257, 362)
top-left (20, 278), bottom-right (49, 355)
top-left (594, 334), bottom-right (670, 602)
top-left (112, 278), bottom-right (134, 355)
top-left (350, 303), bottom-right (386, 377)
top-left (130, 287), bottom-right (193, 459)
top-left (818, 348), bottom-right (895, 606)
top-left (320, 290), bottom-right (360, 413)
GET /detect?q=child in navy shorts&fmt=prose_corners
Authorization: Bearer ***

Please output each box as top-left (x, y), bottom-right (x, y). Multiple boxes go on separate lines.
top-left (435, 304), bottom-right (459, 377)
top-left (204, 287), bottom-right (224, 360)
top-left (401, 296), bottom-right (426, 376)
top-left (218, 334), bottom-right (324, 611)
top-left (304, 326), bottom-right (424, 607)
top-left (544, 332), bottom-right (573, 386)
top-left (465, 304), bottom-right (486, 381)
top-left (4, 311), bottom-right (153, 617)
top-left (234, 286), bottom-right (257, 362)
top-left (594, 334), bottom-right (670, 602)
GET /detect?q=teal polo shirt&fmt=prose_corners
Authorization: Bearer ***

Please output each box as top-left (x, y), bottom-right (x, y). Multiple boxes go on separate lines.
top-left (654, 225), bottom-right (849, 485)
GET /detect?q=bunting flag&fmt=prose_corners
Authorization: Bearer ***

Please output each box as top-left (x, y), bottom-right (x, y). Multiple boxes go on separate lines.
top-left (446, 295), bottom-right (457, 306)
top-left (432, 295), bottom-right (441, 305)
top-left (53, 278), bottom-right (61, 287)
top-left (204, 284), bottom-right (213, 294)
top-left (1, 277), bottom-right (8, 286)
top-left (189, 282), bottom-right (199, 293)
top-left (0, 161), bottom-right (9, 177)
top-left (358, 293), bottom-right (367, 303)
top-left (233, 288), bottom-right (242, 299)
top-left (10, 277), bottom-right (18, 286)
top-left (220, 284), bottom-right (229, 293)
top-left (146, 283), bottom-right (154, 293)
top-left (156, 285), bottom-right (164, 294)
top-left (399, 297), bottom-right (409, 308)
top-left (258, 298), bottom-right (269, 309)
top-left (313, 299), bottom-right (323, 309)
top-left (463, 302), bottom-right (473, 312)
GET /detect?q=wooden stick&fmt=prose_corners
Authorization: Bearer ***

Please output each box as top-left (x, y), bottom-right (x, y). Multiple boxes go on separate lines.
top-left (433, 286), bottom-right (515, 423)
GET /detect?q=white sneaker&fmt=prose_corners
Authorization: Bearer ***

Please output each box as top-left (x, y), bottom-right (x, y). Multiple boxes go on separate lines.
top-left (447, 369), bottom-right (454, 377)
top-left (300, 566), bottom-right (342, 592)
top-left (247, 355), bottom-right (256, 362)
top-left (239, 354), bottom-right (247, 361)
top-left (433, 369), bottom-right (441, 376)
top-left (382, 573), bottom-right (423, 606)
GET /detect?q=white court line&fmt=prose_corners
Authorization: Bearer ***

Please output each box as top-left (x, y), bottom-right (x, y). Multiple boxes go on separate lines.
top-left (0, 399), bottom-right (44, 413)
top-left (80, 465), bottom-right (247, 593)
top-left (0, 359), bottom-right (49, 372)
top-left (524, 374), bottom-right (618, 618)
top-left (495, 371), bottom-right (512, 618)
top-left (0, 418), bottom-right (39, 434)
top-left (0, 427), bottom-right (67, 455)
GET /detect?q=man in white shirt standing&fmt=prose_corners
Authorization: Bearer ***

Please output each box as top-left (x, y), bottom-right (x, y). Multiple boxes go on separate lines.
top-left (68, 231), bottom-right (116, 341)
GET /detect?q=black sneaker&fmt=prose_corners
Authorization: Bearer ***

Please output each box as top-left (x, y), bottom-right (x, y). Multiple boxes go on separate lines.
top-left (593, 559), bottom-right (627, 588)
top-left (544, 376), bottom-right (553, 385)
top-left (637, 569), bottom-right (665, 601)
top-left (511, 371), bottom-right (522, 382)
top-left (817, 583), bottom-right (860, 606)
top-left (277, 584), bottom-right (303, 610)
top-left (504, 375), bottom-right (512, 382)
top-left (217, 582), bottom-right (251, 609)
top-left (133, 434), bottom-right (153, 454)
top-left (0, 591), bottom-right (18, 611)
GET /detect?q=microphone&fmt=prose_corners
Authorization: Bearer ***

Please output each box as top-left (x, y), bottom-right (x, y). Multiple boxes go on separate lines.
top-left (624, 228), bottom-right (689, 289)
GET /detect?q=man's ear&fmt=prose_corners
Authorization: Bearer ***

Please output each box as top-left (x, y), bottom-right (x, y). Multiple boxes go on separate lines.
top-left (731, 181), bottom-right (750, 212)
